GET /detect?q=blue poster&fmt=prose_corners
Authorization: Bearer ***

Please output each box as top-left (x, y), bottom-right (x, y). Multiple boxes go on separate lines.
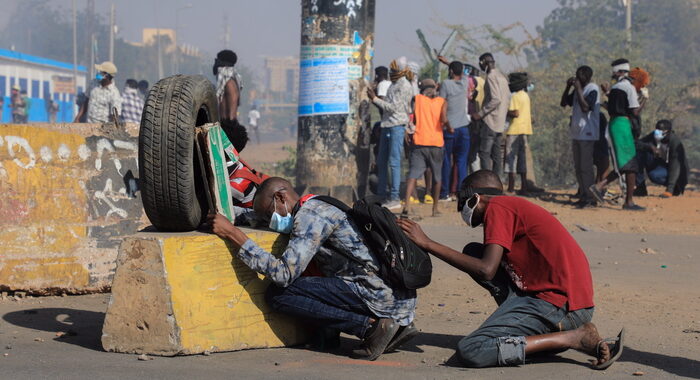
top-left (298, 57), bottom-right (349, 116)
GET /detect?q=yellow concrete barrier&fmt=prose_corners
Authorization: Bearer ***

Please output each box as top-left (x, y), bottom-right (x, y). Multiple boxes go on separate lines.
top-left (0, 123), bottom-right (144, 294)
top-left (101, 229), bottom-right (310, 355)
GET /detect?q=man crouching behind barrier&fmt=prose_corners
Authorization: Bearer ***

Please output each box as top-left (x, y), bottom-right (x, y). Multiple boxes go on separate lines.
top-left (397, 170), bottom-right (624, 369)
top-left (208, 177), bottom-right (417, 361)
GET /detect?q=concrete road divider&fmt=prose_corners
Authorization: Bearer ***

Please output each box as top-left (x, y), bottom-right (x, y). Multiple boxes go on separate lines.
top-left (101, 229), bottom-right (310, 355)
top-left (0, 123), bottom-right (145, 295)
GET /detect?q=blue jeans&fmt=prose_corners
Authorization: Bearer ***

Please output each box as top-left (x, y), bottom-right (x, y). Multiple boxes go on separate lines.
top-left (377, 125), bottom-right (405, 200)
top-left (457, 243), bottom-right (594, 367)
top-left (266, 276), bottom-right (372, 338)
top-left (440, 126), bottom-right (470, 198)
top-left (636, 150), bottom-right (668, 186)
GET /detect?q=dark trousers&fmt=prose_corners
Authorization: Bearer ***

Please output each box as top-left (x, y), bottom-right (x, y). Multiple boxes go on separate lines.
top-left (479, 125), bottom-right (504, 178)
top-left (572, 140), bottom-right (596, 201)
top-left (266, 276), bottom-right (372, 338)
top-left (457, 243), bottom-right (594, 368)
top-left (636, 150), bottom-right (667, 185)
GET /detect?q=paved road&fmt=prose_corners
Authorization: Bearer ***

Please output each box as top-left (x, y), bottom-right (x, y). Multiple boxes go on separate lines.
top-left (1, 225), bottom-right (699, 379)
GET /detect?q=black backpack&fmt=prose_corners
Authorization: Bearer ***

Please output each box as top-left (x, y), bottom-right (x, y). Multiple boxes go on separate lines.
top-left (313, 196), bottom-right (432, 290)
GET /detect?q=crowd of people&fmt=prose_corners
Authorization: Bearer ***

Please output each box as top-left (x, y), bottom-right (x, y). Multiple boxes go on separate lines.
top-left (358, 54), bottom-right (688, 214)
top-left (73, 60), bottom-right (149, 125)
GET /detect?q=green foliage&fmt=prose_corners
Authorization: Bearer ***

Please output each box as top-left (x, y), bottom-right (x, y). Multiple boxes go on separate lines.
top-left (262, 146), bottom-right (297, 180)
top-left (436, 0), bottom-right (699, 186)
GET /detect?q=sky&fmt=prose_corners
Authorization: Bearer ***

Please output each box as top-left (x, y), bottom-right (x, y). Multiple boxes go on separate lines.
top-left (1, 0), bottom-right (560, 74)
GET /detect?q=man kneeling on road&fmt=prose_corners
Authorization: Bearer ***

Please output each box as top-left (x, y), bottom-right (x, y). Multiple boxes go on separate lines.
top-left (208, 177), bottom-right (417, 361)
top-left (397, 170), bottom-right (623, 369)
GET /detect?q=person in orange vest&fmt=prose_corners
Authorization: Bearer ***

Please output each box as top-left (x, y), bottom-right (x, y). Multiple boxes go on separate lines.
top-left (403, 78), bottom-right (449, 217)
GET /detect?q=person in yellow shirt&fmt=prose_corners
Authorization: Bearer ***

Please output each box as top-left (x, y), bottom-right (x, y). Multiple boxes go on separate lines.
top-left (505, 72), bottom-right (533, 194)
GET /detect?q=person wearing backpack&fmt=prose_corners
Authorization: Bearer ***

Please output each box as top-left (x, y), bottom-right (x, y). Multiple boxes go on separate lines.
top-left (207, 177), bottom-right (418, 361)
top-left (397, 170), bottom-right (624, 370)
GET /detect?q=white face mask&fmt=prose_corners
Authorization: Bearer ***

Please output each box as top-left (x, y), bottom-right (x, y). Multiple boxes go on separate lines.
top-left (461, 194), bottom-right (481, 227)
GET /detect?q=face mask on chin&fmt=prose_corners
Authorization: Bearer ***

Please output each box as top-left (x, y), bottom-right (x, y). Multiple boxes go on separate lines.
top-left (461, 194), bottom-right (481, 228)
top-left (269, 199), bottom-right (293, 234)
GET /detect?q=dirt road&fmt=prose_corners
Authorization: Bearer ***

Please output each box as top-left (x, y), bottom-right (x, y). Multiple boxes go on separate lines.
top-left (1, 224), bottom-right (698, 379)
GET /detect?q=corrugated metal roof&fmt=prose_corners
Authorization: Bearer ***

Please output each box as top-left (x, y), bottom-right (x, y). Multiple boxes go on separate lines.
top-left (0, 48), bottom-right (87, 72)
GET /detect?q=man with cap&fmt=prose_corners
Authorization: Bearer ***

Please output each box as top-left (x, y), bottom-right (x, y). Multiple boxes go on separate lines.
top-left (213, 49), bottom-right (242, 121)
top-left (397, 169), bottom-right (624, 370)
top-left (589, 58), bottom-right (646, 211)
top-left (10, 85), bottom-right (27, 123)
top-left (74, 61), bottom-right (122, 124)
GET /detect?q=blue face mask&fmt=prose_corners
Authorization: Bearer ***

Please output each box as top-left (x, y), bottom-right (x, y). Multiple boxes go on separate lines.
top-left (269, 200), bottom-right (293, 234)
top-left (95, 72), bottom-right (104, 81)
top-left (526, 83), bottom-right (535, 92)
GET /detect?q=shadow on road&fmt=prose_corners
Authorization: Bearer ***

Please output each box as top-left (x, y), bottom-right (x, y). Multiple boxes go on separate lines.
top-left (622, 346), bottom-right (700, 379)
top-left (2, 308), bottom-right (105, 351)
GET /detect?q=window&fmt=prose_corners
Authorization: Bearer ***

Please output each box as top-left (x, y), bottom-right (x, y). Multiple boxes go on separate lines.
top-left (0, 76), bottom-right (5, 97)
top-left (43, 81), bottom-right (50, 99)
top-left (19, 78), bottom-right (28, 92)
top-left (32, 80), bottom-right (40, 98)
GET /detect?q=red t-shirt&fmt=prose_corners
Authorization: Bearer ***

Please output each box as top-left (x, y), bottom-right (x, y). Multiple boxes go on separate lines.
top-left (483, 196), bottom-right (594, 310)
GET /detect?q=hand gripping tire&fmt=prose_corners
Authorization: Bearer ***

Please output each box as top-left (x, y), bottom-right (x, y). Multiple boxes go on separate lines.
top-left (139, 75), bottom-right (219, 231)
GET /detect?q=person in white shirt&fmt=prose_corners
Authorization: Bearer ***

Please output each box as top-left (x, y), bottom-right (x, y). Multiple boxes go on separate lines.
top-left (247, 106), bottom-right (261, 144)
top-left (560, 65), bottom-right (601, 208)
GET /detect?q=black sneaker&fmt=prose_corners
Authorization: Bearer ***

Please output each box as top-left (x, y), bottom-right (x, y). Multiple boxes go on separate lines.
top-left (384, 322), bottom-right (419, 352)
top-left (351, 318), bottom-right (400, 361)
top-left (633, 183), bottom-right (648, 197)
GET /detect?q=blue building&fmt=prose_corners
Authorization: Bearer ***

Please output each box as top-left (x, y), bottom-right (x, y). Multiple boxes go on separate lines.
top-left (0, 49), bottom-right (87, 123)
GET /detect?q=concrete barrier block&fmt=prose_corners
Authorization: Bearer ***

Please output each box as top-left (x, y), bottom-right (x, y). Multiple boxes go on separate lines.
top-left (101, 229), bottom-right (310, 355)
top-left (0, 123), bottom-right (145, 294)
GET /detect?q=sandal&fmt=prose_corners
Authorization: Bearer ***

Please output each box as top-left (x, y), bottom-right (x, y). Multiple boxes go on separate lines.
top-left (592, 328), bottom-right (625, 370)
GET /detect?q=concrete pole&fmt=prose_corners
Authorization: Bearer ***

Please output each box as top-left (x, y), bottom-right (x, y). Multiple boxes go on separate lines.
top-left (109, 3), bottom-right (115, 62)
top-left (155, 0), bottom-right (163, 79)
top-left (72, 0), bottom-right (78, 90)
top-left (625, 0), bottom-right (632, 50)
top-left (296, 0), bottom-right (375, 202)
top-left (175, 4), bottom-right (193, 74)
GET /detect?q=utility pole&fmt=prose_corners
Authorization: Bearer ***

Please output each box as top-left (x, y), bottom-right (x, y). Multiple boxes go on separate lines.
top-left (175, 4), bottom-right (193, 73)
top-left (155, 0), bottom-right (163, 79)
top-left (72, 0), bottom-right (78, 93)
top-left (624, 0), bottom-right (632, 50)
top-left (85, 0), bottom-right (95, 81)
top-left (296, 0), bottom-right (376, 202)
top-left (222, 14), bottom-right (231, 49)
top-left (109, 3), bottom-right (115, 62)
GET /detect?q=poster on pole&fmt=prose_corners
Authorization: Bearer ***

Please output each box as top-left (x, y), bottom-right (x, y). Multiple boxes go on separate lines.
top-left (298, 57), bottom-right (349, 116)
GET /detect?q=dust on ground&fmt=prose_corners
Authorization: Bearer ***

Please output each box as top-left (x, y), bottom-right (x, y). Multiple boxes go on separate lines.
top-left (243, 138), bottom-right (700, 236)
top-left (410, 185), bottom-right (700, 236)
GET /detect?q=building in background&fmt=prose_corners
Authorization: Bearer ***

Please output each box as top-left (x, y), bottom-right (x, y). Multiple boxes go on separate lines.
top-left (0, 48), bottom-right (87, 123)
top-left (264, 56), bottom-right (298, 106)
